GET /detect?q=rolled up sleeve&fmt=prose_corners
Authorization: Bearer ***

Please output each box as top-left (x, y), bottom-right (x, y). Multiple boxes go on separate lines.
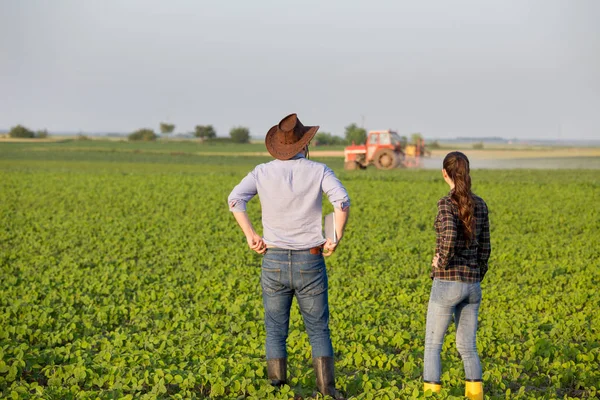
top-left (322, 166), bottom-right (350, 210)
top-left (228, 171), bottom-right (257, 212)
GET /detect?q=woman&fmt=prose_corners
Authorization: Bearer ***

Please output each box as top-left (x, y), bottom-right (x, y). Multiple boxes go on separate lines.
top-left (228, 113), bottom-right (349, 398)
top-left (423, 152), bottom-right (491, 400)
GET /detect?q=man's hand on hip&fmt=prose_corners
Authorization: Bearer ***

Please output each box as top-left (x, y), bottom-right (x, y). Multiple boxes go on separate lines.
top-left (323, 238), bottom-right (339, 257)
top-left (247, 232), bottom-right (267, 254)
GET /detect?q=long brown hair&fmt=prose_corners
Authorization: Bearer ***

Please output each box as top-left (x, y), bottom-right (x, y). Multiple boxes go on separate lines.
top-left (443, 152), bottom-right (475, 244)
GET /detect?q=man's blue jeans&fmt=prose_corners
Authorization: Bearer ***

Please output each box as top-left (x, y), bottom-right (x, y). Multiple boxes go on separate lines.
top-left (261, 248), bottom-right (333, 360)
top-left (423, 279), bottom-right (482, 383)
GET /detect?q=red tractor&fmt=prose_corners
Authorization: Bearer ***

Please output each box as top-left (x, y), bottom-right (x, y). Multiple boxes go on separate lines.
top-left (344, 130), bottom-right (409, 170)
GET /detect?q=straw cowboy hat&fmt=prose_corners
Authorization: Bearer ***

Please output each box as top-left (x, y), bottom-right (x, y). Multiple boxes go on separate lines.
top-left (265, 113), bottom-right (319, 160)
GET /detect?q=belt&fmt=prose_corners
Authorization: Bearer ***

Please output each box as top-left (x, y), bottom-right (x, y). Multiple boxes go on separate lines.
top-left (309, 246), bottom-right (323, 255)
top-left (266, 245), bottom-right (323, 255)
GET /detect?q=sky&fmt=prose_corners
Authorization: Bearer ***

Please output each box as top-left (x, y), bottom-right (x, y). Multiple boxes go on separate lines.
top-left (1, 0), bottom-right (599, 140)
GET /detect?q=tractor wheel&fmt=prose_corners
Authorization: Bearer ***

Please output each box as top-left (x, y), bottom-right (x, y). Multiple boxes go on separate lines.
top-left (355, 154), bottom-right (367, 169)
top-left (373, 149), bottom-right (398, 170)
top-left (344, 161), bottom-right (359, 170)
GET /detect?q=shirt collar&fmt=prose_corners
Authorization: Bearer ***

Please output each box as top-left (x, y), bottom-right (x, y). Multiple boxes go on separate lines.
top-left (290, 153), bottom-right (306, 160)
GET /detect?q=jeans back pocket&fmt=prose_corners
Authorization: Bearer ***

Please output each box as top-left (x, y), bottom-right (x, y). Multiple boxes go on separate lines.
top-left (431, 279), bottom-right (463, 305)
top-left (299, 261), bottom-right (327, 296)
top-left (261, 265), bottom-right (283, 295)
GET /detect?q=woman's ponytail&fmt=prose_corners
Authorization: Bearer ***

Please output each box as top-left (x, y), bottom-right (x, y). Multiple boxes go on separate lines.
top-left (443, 152), bottom-right (475, 245)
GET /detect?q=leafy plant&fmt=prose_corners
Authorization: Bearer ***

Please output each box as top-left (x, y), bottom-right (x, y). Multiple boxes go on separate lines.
top-left (0, 143), bottom-right (598, 399)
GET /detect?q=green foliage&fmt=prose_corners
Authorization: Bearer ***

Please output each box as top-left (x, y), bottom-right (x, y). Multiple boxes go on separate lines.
top-left (428, 140), bottom-right (441, 149)
top-left (36, 129), bottom-right (49, 139)
top-left (411, 132), bottom-right (424, 144)
top-left (314, 132), bottom-right (346, 146)
top-left (194, 125), bottom-right (217, 140)
top-left (8, 125), bottom-right (35, 138)
top-left (229, 126), bottom-right (250, 143)
top-left (344, 123), bottom-right (367, 145)
top-left (0, 143), bottom-right (599, 399)
top-left (128, 128), bottom-right (158, 142)
top-left (473, 142), bottom-right (484, 149)
top-left (159, 123), bottom-right (175, 135)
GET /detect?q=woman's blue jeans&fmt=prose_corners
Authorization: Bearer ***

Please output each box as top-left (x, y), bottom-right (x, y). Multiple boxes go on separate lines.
top-left (261, 248), bottom-right (333, 360)
top-left (423, 279), bottom-right (482, 383)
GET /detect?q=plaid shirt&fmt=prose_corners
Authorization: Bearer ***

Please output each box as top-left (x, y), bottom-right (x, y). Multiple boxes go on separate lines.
top-left (431, 192), bottom-right (491, 282)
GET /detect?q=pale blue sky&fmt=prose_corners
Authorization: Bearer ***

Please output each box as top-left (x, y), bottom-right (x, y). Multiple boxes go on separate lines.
top-left (1, 0), bottom-right (599, 139)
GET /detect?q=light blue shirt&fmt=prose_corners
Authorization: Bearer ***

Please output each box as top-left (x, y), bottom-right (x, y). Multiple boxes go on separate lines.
top-left (228, 154), bottom-right (350, 250)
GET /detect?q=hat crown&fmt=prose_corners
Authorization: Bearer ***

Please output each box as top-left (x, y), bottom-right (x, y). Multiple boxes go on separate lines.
top-left (279, 114), bottom-right (297, 132)
top-left (278, 114), bottom-right (304, 145)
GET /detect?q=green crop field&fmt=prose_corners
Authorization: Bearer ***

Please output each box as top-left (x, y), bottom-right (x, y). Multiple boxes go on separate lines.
top-left (1, 142), bottom-right (599, 399)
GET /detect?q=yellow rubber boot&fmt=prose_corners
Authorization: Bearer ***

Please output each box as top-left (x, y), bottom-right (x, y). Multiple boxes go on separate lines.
top-left (465, 380), bottom-right (483, 400)
top-left (423, 382), bottom-right (441, 394)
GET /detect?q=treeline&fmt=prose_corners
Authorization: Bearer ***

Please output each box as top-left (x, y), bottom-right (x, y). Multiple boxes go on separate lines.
top-left (6, 125), bottom-right (49, 139)
top-left (4, 123), bottom-right (251, 143)
top-left (128, 123), bottom-right (251, 143)
top-left (314, 123), bottom-right (364, 146)
top-left (6, 121), bottom-right (427, 147)
top-left (130, 122), bottom-right (364, 144)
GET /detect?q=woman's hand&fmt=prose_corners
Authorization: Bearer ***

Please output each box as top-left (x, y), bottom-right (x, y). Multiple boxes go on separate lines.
top-left (247, 232), bottom-right (267, 254)
top-left (431, 254), bottom-right (439, 268)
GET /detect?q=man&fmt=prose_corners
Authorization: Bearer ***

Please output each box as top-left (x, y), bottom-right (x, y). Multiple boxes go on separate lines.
top-left (228, 113), bottom-right (350, 398)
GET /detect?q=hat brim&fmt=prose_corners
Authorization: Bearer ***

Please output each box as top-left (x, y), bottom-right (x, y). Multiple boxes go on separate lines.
top-left (265, 124), bottom-right (319, 160)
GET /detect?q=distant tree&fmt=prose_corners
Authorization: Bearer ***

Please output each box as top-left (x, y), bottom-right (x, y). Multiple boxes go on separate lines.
top-left (9, 125), bottom-right (35, 138)
top-left (229, 126), bottom-right (250, 143)
top-left (473, 142), bottom-right (484, 149)
top-left (315, 132), bottom-right (346, 146)
top-left (332, 135), bottom-right (347, 145)
top-left (195, 125), bottom-right (217, 140)
top-left (159, 122), bottom-right (175, 137)
top-left (36, 129), bottom-right (49, 139)
top-left (128, 128), bottom-right (157, 141)
top-left (410, 132), bottom-right (424, 144)
top-left (315, 132), bottom-right (334, 146)
top-left (428, 140), bottom-right (441, 149)
top-left (344, 123), bottom-right (367, 145)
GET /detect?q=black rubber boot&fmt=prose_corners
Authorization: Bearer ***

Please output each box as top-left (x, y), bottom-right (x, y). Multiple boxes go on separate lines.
top-left (313, 356), bottom-right (344, 399)
top-left (266, 358), bottom-right (287, 387)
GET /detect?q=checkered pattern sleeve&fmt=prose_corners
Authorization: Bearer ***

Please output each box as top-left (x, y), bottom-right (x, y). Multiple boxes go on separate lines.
top-left (477, 199), bottom-right (491, 280)
top-left (435, 197), bottom-right (457, 269)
